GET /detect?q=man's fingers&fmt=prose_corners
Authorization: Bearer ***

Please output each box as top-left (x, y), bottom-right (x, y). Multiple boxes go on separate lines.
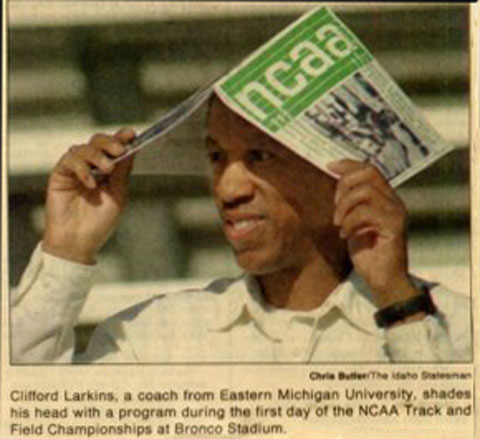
top-left (74, 145), bottom-right (115, 174)
top-left (333, 184), bottom-right (383, 227)
top-left (328, 159), bottom-right (369, 176)
top-left (329, 160), bottom-right (406, 238)
top-left (108, 154), bottom-right (135, 199)
top-left (114, 128), bottom-right (136, 144)
top-left (337, 194), bottom-right (406, 240)
top-left (338, 204), bottom-right (379, 239)
top-left (329, 159), bottom-right (393, 205)
top-left (110, 154), bottom-right (135, 184)
top-left (58, 151), bottom-right (97, 189)
top-left (88, 133), bottom-right (128, 158)
top-left (54, 130), bottom-right (135, 189)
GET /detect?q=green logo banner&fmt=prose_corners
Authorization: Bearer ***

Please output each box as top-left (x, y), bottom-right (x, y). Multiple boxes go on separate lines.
top-left (218, 7), bottom-right (373, 132)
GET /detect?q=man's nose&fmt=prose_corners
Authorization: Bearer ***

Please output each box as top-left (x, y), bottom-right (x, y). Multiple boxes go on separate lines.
top-left (216, 161), bottom-right (255, 208)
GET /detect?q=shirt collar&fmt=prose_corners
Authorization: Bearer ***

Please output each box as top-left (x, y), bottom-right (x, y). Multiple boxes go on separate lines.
top-left (207, 272), bottom-right (379, 339)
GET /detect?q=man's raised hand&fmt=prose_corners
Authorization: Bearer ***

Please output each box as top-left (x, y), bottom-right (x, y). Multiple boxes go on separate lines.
top-left (43, 129), bottom-right (135, 265)
top-left (328, 159), bottom-right (420, 308)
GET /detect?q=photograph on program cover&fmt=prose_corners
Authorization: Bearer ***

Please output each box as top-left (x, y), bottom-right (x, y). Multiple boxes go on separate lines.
top-left (2, 3), bottom-right (475, 439)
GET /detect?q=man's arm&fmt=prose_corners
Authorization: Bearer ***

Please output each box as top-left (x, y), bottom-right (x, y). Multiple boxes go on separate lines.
top-left (328, 160), bottom-right (468, 362)
top-left (11, 245), bottom-right (95, 363)
top-left (11, 129), bottom-right (135, 363)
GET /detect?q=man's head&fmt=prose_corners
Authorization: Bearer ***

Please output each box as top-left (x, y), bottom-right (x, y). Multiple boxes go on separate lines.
top-left (206, 95), bottom-right (347, 276)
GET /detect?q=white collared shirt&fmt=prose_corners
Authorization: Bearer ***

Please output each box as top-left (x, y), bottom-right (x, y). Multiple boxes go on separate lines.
top-left (11, 245), bottom-right (472, 363)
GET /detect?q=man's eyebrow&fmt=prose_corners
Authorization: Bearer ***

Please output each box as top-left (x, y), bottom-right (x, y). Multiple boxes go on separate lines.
top-left (204, 135), bottom-right (221, 150)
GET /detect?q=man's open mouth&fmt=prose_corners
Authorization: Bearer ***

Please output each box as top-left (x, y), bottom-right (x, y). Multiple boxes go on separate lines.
top-left (223, 215), bottom-right (266, 242)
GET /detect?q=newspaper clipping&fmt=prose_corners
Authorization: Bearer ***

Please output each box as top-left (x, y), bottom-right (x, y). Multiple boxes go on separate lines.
top-left (2, 2), bottom-right (478, 438)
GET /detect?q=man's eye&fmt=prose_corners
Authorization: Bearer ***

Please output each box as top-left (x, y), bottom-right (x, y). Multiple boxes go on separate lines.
top-left (208, 151), bottom-right (224, 163)
top-left (247, 149), bottom-right (274, 162)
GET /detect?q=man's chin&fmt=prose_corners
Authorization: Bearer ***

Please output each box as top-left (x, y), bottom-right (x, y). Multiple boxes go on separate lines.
top-left (233, 249), bottom-right (278, 276)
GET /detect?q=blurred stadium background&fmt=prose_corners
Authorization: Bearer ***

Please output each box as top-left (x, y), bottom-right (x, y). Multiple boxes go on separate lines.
top-left (8, 2), bottom-right (470, 331)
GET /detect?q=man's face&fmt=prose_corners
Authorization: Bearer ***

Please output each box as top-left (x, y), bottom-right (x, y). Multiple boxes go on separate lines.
top-left (206, 98), bottom-right (339, 275)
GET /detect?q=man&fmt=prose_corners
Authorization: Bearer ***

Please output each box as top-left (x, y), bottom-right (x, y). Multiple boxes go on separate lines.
top-left (11, 95), bottom-right (471, 363)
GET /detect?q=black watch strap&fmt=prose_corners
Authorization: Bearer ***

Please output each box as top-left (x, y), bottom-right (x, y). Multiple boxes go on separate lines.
top-left (374, 289), bottom-right (437, 329)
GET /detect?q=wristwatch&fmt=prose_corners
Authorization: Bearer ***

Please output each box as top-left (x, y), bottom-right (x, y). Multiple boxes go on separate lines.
top-left (374, 288), bottom-right (437, 329)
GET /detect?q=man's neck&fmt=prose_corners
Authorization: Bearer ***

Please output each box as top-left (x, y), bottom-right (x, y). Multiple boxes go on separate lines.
top-left (257, 255), bottom-right (350, 311)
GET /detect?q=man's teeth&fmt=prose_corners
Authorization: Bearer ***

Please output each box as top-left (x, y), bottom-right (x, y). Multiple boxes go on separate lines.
top-left (232, 219), bottom-right (257, 230)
